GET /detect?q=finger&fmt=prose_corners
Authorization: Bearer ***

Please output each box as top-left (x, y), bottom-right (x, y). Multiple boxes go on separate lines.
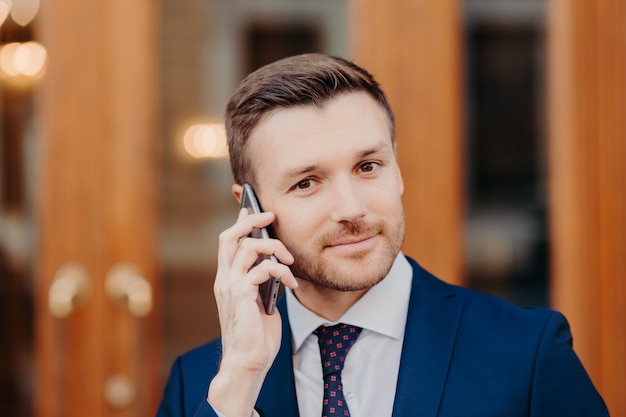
top-left (230, 237), bottom-right (294, 276)
top-left (238, 235), bottom-right (294, 265)
top-left (238, 211), bottom-right (275, 233)
top-left (247, 258), bottom-right (298, 290)
top-left (217, 211), bottom-right (275, 265)
top-left (214, 257), bottom-right (294, 310)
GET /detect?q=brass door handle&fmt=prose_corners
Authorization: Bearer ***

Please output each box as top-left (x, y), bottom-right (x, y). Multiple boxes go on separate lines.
top-left (105, 263), bottom-right (153, 317)
top-left (104, 374), bottom-right (137, 409)
top-left (48, 263), bottom-right (91, 318)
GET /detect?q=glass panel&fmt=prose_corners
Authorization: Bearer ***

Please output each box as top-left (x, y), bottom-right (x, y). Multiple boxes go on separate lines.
top-left (464, 1), bottom-right (549, 307)
top-left (0, 11), bottom-right (38, 417)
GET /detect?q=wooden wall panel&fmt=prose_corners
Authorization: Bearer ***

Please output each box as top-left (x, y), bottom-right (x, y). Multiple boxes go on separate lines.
top-left (349, 0), bottom-right (464, 284)
top-left (35, 2), bottom-right (161, 416)
top-left (548, 0), bottom-right (626, 415)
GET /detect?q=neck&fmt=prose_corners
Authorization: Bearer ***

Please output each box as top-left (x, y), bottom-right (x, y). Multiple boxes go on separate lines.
top-left (292, 279), bottom-right (368, 322)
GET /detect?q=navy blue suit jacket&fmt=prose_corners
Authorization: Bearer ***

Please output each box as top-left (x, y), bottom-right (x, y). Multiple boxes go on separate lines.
top-left (157, 257), bottom-right (608, 417)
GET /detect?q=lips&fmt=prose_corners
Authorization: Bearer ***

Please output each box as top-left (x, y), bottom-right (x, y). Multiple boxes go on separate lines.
top-left (318, 221), bottom-right (381, 251)
top-left (326, 235), bottom-right (375, 248)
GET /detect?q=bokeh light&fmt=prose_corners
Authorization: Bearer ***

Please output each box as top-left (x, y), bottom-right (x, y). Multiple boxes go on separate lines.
top-left (182, 123), bottom-right (229, 159)
top-left (0, 41), bottom-right (47, 85)
top-left (10, 0), bottom-right (39, 26)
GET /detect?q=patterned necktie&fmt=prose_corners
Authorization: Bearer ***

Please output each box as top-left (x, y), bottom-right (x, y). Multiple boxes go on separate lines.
top-left (314, 323), bottom-right (362, 417)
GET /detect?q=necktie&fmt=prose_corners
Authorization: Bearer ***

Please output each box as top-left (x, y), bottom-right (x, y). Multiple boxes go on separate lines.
top-left (314, 323), bottom-right (362, 417)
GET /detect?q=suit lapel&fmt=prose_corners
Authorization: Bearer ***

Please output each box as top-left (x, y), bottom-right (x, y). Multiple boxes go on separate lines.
top-left (392, 258), bottom-right (464, 417)
top-left (255, 297), bottom-right (300, 417)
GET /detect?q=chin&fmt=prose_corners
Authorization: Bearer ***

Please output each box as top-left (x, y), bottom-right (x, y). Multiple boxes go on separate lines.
top-left (297, 274), bottom-right (382, 292)
top-left (293, 250), bottom-right (397, 292)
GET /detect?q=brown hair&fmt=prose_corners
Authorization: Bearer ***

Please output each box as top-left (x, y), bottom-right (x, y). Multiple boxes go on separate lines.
top-left (225, 53), bottom-right (395, 186)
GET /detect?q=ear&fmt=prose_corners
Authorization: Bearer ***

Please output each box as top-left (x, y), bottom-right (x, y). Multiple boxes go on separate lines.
top-left (392, 142), bottom-right (404, 196)
top-left (232, 183), bottom-right (243, 204)
top-left (392, 156), bottom-right (404, 196)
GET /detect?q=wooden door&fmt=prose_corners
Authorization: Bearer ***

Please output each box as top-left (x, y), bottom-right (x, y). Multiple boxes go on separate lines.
top-left (349, 0), bottom-right (465, 284)
top-left (548, 0), bottom-right (626, 413)
top-left (34, 2), bottom-right (161, 416)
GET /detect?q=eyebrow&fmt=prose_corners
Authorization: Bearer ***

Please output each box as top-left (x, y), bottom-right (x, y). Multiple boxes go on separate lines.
top-left (281, 142), bottom-right (392, 180)
top-left (359, 142), bottom-right (390, 158)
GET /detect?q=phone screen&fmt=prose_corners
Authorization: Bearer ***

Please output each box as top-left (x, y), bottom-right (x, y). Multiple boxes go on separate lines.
top-left (240, 183), bottom-right (281, 314)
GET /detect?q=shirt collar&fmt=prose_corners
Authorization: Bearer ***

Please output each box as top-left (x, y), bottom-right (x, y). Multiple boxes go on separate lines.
top-left (286, 252), bottom-right (413, 353)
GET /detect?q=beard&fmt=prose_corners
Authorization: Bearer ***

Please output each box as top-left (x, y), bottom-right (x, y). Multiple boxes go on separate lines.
top-left (286, 212), bottom-right (405, 292)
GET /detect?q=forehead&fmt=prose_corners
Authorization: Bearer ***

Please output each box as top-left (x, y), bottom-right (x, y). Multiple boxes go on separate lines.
top-left (246, 92), bottom-right (393, 184)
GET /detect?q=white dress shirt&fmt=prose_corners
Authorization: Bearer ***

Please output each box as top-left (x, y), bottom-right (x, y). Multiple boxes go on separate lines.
top-left (211, 253), bottom-right (412, 417)
top-left (287, 253), bottom-right (412, 417)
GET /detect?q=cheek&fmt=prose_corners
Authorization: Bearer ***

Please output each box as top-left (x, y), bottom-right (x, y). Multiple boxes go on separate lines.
top-left (273, 211), bottom-right (313, 246)
top-left (274, 203), bottom-right (331, 252)
top-left (370, 192), bottom-right (404, 222)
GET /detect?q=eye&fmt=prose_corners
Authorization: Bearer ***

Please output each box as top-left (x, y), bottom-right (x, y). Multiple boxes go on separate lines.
top-left (295, 178), bottom-right (315, 190)
top-left (358, 161), bottom-right (381, 173)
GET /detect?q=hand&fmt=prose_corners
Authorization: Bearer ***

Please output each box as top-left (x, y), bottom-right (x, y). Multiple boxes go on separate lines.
top-left (208, 208), bottom-right (297, 416)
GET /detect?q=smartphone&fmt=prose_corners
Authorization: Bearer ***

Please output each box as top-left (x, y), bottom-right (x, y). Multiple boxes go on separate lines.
top-left (240, 183), bottom-right (281, 314)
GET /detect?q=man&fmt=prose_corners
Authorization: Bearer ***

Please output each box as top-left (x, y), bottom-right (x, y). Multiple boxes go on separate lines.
top-left (157, 53), bottom-right (608, 417)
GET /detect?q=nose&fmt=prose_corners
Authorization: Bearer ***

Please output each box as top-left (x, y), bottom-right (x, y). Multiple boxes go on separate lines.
top-left (328, 178), bottom-right (367, 223)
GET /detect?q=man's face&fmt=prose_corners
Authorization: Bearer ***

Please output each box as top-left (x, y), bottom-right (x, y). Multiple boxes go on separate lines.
top-left (248, 92), bottom-right (405, 292)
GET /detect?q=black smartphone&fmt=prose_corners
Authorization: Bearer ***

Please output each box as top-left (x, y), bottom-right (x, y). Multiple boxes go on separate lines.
top-left (240, 183), bottom-right (281, 314)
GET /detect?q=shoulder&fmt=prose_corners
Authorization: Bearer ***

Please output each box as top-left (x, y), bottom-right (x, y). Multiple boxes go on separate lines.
top-left (405, 256), bottom-right (575, 369)
top-left (176, 338), bottom-right (223, 380)
top-left (403, 257), bottom-right (608, 415)
top-left (405, 255), bottom-right (563, 337)
top-left (167, 338), bottom-right (223, 399)
top-left (158, 339), bottom-right (223, 417)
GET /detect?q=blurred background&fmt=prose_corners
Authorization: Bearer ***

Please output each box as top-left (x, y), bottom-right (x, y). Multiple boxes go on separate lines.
top-left (0, 0), bottom-right (624, 416)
